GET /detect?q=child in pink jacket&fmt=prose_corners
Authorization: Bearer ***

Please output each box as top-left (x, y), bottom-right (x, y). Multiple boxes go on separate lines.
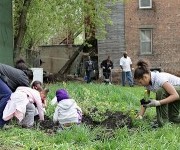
top-left (3, 86), bottom-right (45, 128)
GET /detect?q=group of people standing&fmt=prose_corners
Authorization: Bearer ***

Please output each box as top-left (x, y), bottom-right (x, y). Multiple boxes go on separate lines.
top-left (85, 52), bottom-right (134, 86)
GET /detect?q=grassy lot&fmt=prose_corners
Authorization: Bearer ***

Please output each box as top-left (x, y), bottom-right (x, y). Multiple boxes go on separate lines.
top-left (0, 81), bottom-right (180, 150)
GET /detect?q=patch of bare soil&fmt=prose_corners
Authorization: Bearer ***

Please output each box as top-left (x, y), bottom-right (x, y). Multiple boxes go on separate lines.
top-left (36, 111), bottom-right (132, 133)
top-left (34, 115), bottom-right (59, 133)
top-left (83, 111), bottom-right (132, 129)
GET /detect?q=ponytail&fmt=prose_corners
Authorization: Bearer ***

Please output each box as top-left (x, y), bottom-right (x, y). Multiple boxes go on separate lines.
top-left (134, 59), bottom-right (150, 79)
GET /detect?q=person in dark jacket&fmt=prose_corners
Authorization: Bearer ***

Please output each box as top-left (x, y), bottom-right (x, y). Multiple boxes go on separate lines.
top-left (101, 56), bottom-right (113, 84)
top-left (0, 61), bottom-right (33, 127)
top-left (85, 56), bottom-right (95, 83)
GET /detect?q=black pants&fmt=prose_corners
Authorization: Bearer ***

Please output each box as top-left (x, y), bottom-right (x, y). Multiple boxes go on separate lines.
top-left (103, 71), bottom-right (111, 79)
top-left (86, 70), bottom-right (93, 83)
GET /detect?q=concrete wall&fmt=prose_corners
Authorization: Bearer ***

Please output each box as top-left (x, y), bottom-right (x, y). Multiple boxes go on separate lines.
top-left (39, 45), bottom-right (79, 74)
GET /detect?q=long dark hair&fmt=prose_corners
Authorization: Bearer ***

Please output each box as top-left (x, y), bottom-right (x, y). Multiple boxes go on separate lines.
top-left (134, 59), bottom-right (150, 79)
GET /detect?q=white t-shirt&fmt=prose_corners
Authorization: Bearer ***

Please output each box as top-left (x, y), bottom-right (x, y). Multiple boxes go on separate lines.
top-left (146, 71), bottom-right (180, 92)
top-left (120, 56), bottom-right (132, 72)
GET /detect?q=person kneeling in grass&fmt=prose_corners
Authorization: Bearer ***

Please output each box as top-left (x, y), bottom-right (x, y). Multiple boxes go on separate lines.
top-left (134, 59), bottom-right (180, 127)
top-left (52, 89), bottom-right (82, 130)
top-left (31, 80), bottom-right (49, 108)
top-left (3, 85), bottom-right (46, 128)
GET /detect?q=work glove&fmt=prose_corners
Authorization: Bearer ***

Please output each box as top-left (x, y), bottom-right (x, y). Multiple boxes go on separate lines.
top-left (143, 100), bottom-right (161, 107)
top-left (109, 67), bottom-right (111, 70)
top-left (102, 67), bottom-right (105, 69)
top-left (136, 115), bottom-right (143, 120)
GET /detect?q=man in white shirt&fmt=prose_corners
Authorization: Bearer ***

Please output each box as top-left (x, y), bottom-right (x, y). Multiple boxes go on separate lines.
top-left (120, 52), bottom-right (134, 87)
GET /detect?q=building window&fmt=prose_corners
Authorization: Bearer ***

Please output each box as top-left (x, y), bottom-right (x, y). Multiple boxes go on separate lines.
top-left (139, 0), bottom-right (152, 9)
top-left (140, 29), bottom-right (152, 54)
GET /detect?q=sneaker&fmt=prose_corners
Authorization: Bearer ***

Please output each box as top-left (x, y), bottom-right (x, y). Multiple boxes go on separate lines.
top-left (21, 124), bottom-right (33, 129)
top-left (151, 123), bottom-right (159, 129)
top-left (150, 121), bottom-right (161, 129)
top-left (3, 124), bottom-right (14, 130)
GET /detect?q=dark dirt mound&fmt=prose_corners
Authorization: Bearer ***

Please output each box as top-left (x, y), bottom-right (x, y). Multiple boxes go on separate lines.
top-left (37, 111), bottom-right (132, 133)
top-left (101, 111), bottom-right (132, 129)
top-left (82, 111), bottom-right (132, 129)
top-left (35, 115), bottom-right (59, 132)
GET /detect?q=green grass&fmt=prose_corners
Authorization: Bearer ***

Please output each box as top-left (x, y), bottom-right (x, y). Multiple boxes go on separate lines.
top-left (1, 81), bottom-right (180, 150)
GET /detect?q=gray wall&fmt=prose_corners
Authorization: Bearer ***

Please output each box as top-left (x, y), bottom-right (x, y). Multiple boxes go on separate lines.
top-left (39, 45), bottom-right (79, 74)
top-left (98, 2), bottom-right (125, 70)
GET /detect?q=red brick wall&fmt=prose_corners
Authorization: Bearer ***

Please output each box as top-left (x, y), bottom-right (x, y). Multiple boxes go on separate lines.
top-left (125, 0), bottom-right (180, 76)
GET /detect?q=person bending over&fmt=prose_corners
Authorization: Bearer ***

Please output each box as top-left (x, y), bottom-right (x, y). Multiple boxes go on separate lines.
top-left (134, 59), bottom-right (180, 127)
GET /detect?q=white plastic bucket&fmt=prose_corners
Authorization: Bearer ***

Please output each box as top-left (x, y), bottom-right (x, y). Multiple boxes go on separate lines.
top-left (31, 68), bottom-right (43, 83)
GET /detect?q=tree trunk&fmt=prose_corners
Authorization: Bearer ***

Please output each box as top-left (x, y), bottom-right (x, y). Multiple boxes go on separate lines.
top-left (14, 0), bottom-right (32, 61)
top-left (84, 0), bottom-right (96, 40)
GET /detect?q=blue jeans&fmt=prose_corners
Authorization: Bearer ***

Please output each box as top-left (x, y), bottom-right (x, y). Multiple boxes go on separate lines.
top-left (0, 79), bottom-right (12, 127)
top-left (121, 71), bottom-right (133, 86)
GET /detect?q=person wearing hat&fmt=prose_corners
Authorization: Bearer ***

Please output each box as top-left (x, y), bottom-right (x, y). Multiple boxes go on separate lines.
top-left (53, 89), bottom-right (82, 129)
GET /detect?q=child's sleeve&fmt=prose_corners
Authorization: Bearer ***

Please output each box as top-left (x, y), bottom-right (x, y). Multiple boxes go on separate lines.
top-left (51, 96), bottom-right (57, 105)
top-left (53, 107), bottom-right (58, 123)
top-left (74, 102), bottom-right (82, 113)
top-left (76, 106), bottom-right (82, 113)
top-left (34, 92), bottom-right (44, 120)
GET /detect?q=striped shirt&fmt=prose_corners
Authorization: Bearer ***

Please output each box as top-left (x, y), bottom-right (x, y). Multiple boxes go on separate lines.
top-left (146, 71), bottom-right (180, 92)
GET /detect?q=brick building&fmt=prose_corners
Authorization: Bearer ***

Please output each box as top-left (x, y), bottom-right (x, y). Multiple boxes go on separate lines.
top-left (124, 0), bottom-right (180, 75)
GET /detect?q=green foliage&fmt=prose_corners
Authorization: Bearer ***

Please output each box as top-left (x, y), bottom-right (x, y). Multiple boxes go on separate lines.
top-left (13, 0), bottom-right (123, 54)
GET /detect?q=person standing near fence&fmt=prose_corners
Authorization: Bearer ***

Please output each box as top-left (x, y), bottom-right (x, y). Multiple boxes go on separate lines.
top-left (85, 56), bottom-right (95, 83)
top-left (101, 56), bottom-right (113, 84)
top-left (120, 52), bottom-right (134, 87)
